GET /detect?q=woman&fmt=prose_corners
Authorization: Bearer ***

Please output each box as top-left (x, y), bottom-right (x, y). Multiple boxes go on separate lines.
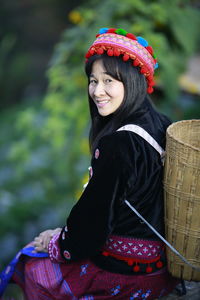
top-left (2, 28), bottom-right (179, 299)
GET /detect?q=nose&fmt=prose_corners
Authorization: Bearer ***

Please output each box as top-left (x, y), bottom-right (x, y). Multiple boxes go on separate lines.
top-left (93, 82), bottom-right (105, 98)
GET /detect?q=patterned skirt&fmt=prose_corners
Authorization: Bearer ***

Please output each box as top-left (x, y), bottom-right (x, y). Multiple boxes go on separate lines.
top-left (10, 235), bottom-right (179, 300)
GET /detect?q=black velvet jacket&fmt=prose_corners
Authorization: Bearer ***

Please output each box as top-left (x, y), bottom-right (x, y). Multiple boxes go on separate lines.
top-left (59, 98), bottom-right (171, 273)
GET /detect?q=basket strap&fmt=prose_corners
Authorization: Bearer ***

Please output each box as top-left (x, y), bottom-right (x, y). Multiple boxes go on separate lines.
top-left (117, 124), bottom-right (165, 164)
top-left (125, 200), bottom-right (200, 272)
top-left (116, 124), bottom-right (200, 272)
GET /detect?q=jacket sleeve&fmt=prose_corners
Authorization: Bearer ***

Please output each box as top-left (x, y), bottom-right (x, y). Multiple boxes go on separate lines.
top-left (59, 132), bottom-right (134, 262)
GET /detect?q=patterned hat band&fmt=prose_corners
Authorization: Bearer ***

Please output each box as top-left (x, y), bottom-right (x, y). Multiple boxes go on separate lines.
top-left (85, 28), bottom-right (158, 94)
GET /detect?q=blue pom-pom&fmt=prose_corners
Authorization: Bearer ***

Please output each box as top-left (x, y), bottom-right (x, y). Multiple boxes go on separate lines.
top-left (99, 28), bottom-right (109, 34)
top-left (137, 36), bottom-right (148, 47)
top-left (154, 62), bottom-right (159, 69)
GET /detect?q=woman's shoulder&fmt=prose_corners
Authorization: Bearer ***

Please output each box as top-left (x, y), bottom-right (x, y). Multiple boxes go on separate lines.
top-left (97, 129), bottom-right (149, 157)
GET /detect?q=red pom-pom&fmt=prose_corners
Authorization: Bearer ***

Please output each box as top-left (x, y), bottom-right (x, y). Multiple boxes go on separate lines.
top-left (123, 54), bottom-right (130, 61)
top-left (96, 34), bottom-right (100, 38)
top-left (146, 75), bottom-right (153, 82)
top-left (156, 261), bottom-right (163, 268)
top-left (126, 33), bottom-right (137, 40)
top-left (146, 266), bottom-right (153, 273)
top-left (146, 46), bottom-right (153, 55)
top-left (107, 28), bottom-right (117, 33)
top-left (133, 265), bottom-right (140, 272)
top-left (133, 58), bottom-right (140, 66)
top-left (85, 52), bottom-right (90, 58)
top-left (102, 251), bottom-right (109, 257)
top-left (149, 80), bottom-right (156, 86)
top-left (127, 259), bottom-right (134, 266)
top-left (89, 48), bottom-right (95, 55)
top-left (113, 48), bottom-right (120, 56)
top-left (147, 86), bottom-right (154, 94)
top-left (140, 66), bottom-right (148, 74)
top-left (97, 47), bottom-right (104, 55)
top-left (107, 49), bottom-right (114, 56)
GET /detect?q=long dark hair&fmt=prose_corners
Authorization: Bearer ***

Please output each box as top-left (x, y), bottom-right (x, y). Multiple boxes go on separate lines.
top-left (85, 54), bottom-right (147, 153)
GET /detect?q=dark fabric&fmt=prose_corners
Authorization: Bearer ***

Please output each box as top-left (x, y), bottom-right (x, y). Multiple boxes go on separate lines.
top-left (59, 98), bottom-right (171, 273)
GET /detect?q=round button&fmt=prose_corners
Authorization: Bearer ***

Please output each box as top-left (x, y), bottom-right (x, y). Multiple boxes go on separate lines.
top-left (63, 250), bottom-right (71, 260)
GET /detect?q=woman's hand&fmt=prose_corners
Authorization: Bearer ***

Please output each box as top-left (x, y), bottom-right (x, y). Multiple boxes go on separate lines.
top-left (33, 228), bottom-right (62, 253)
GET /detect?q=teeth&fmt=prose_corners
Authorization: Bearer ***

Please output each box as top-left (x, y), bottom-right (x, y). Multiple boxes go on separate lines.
top-left (97, 100), bottom-right (109, 103)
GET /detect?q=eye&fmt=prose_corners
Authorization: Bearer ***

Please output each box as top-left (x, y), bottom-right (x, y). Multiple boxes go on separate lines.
top-left (105, 78), bottom-right (112, 83)
top-left (89, 79), bottom-right (97, 84)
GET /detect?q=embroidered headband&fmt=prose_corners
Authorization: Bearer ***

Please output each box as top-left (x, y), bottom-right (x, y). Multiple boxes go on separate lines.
top-left (85, 28), bottom-right (158, 94)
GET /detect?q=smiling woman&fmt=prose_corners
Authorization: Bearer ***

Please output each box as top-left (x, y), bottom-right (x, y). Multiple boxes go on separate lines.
top-left (89, 60), bottom-right (124, 116)
top-left (2, 27), bottom-right (180, 299)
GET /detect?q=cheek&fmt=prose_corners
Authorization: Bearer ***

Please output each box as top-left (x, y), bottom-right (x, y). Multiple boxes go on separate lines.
top-left (88, 86), bottom-right (93, 98)
top-left (112, 87), bottom-right (124, 101)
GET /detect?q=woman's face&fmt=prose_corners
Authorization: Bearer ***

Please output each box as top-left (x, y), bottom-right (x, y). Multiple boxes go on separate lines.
top-left (89, 59), bottom-right (124, 116)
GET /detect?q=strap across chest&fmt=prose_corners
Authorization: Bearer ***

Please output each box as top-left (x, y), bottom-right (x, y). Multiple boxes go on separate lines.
top-left (117, 124), bottom-right (165, 164)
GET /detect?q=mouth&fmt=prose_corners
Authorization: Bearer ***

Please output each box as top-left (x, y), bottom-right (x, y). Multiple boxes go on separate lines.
top-left (96, 99), bottom-right (110, 108)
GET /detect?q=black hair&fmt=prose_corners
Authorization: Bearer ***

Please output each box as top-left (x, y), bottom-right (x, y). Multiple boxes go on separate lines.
top-left (85, 54), bottom-right (147, 153)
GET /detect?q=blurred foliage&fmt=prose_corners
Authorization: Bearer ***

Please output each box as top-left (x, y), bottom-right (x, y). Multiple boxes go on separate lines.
top-left (0, 99), bottom-right (90, 269)
top-left (0, 0), bottom-right (200, 272)
top-left (0, 0), bottom-right (86, 109)
top-left (49, 0), bottom-right (200, 114)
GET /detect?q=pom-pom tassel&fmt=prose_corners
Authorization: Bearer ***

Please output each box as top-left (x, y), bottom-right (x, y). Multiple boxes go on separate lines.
top-left (133, 58), bottom-right (140, 66)
top-left (156, 261), bottom-right (163, 269)
top-left (113, 48), bottom-right (120, 56)
top-left (89, 48), bottom-right (95, 55)
top-left (140, 66), bottom-right (148, 74)
top-left (127, 259), bottom-right (134, 266)
top-left (146, 46), bottom-right (153, 55)
top-left (133, 263), bottom-right (140, 272)
top-left (85, 52), bottom-right (91, 58)
top-left (147, 86), bottom-right (154, 94)
top-left (108, 28), bottom-right (117, 33)
top-left (102, 251), bottom-right (109, 257)
top-left (107, 49), bottom-right (114, 56)
top-left (97, 47), bottom-right (104, 55)
top-left (146, 264), bottom-right (153, 273)
top-left (146, 75), bottom-right (153, 82)
top-left (126, 33), bottom-right (137, 40)
top-left (123, 54), bottom-right (130, 61)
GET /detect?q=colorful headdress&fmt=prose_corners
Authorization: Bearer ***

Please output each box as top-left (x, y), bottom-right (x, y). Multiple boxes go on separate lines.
top-left (85, 28), bottom-right (158, 94)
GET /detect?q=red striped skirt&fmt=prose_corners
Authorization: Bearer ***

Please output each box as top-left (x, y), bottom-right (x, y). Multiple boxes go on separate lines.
top-left (12, 236), bottom-right (179, 299)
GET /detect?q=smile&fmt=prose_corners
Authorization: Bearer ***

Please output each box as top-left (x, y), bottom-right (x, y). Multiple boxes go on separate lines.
top-left (96, 99), bottom-right (110, 108)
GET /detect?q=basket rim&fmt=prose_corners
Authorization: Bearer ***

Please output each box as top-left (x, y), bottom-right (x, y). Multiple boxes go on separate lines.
top-left (167, 119), bottom-right (200, 152)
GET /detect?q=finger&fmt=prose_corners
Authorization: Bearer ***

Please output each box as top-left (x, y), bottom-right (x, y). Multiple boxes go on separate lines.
top-left (35, 245), bottom-right (48, 253)
top-left (43, 234), bottom-right (52, 249)
top-left (34, 237), bottom-right (42, 243)
top-left (39, 230), bottom-right (52, 237)
top-left (33, 242), bottom-right (43, 250)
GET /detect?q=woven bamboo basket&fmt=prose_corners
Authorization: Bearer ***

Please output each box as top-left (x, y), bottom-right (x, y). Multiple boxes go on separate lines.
top-left (163, 119), bottom-right (200, 281)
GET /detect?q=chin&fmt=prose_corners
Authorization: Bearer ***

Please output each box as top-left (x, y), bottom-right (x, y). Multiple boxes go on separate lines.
top-left (98, 111), bottom-right (111, 117)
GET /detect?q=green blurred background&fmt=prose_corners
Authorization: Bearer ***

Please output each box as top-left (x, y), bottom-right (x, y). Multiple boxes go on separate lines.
top-left (0, 0), bottom-right (200, 293)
